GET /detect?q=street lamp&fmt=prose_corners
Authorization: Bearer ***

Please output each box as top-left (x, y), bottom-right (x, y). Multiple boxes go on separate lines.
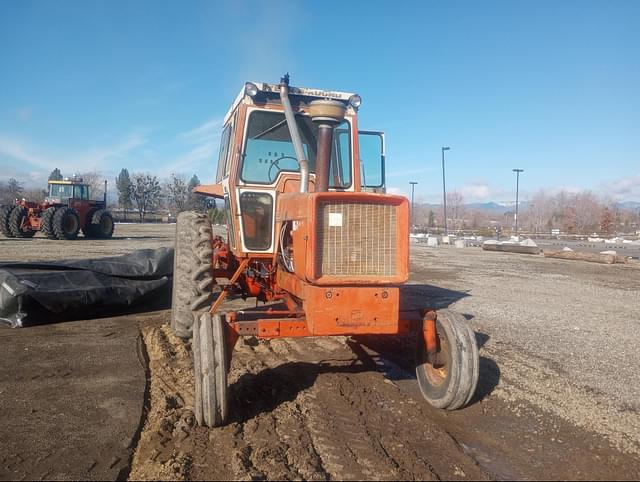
top-left (441, 147), bottom-right (450, 235)
top-left (512, 168), bottom-right (524, 238)
top-left (409, 181), bottom-right (418, 231)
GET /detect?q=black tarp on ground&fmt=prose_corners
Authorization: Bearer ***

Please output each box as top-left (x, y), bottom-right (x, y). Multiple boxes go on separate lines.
top-left (0, 248), bottom-right (173, 327)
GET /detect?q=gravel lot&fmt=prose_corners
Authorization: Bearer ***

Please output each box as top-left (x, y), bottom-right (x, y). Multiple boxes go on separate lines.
top-left (409, 244), bottom-right (640, 455)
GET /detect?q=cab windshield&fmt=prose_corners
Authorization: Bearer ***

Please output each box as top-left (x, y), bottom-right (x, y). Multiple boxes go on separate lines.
top-left (49, 184), bottom-right (73, 199)
top-left (241, 110), bottom-right (352, 188)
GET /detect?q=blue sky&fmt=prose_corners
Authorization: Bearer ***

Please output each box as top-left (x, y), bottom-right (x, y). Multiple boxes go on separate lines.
top-left (0, 0), bottom-right (638, 203)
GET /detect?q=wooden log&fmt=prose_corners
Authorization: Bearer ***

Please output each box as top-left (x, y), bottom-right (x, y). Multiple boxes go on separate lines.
top-left (482, 243), bottom-right (541, 255)
top-left (543, 250), bottom-right (616, 264)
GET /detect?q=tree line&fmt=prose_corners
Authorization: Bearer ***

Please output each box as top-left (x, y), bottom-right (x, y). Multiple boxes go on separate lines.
top-left (1, 169), bottom-right (226, 224)
top-left (412, 189), bottom-right (639, 236)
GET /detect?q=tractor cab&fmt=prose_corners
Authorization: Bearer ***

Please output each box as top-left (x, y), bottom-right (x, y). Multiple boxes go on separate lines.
top-left (47, 178), bottom-right (91, 204)
top-left (196, 76), bottom-right (389, 257)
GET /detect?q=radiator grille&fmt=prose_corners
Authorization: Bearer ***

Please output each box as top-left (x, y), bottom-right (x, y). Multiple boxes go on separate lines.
top-left (316, 201), bottom-right (397, 277)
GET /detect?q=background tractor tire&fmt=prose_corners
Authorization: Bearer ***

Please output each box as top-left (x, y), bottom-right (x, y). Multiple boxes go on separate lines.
top-left (171, 211), bottom-right (218, 339)
top-left (8, 205), bottom-right (36, 238)
top-left (41, 207), bottom-right (58, 239)
top-left (0, 205), bottom-right (14, 237)
top-left (194, 313), bottom-right (229, 427)
top-left (82, 208), bottom-right (100, 238)
top-left (52, 207), bottom-right (80, 240)
top-left (416, 309), bottom-right (479, 410)
top-left (90, 209), bottom-right (115, 239)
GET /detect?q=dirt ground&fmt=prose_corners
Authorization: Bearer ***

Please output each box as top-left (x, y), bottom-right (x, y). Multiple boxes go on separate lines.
top-left (1, 224), bottom-right (640, 480)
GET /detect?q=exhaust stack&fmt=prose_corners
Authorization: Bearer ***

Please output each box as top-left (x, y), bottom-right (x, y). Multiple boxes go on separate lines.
top-left (279, 75), bottom-right (310, 194)
top-left (309, 99), bottom-right (346, 193)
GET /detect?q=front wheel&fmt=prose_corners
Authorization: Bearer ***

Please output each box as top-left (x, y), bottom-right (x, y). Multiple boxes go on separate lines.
top-left (416, 310), bottom-right (479, 410)
top-left (193, 313), bottom-right (229, 427)
top-left (8, 206), bottom-right (36, 238)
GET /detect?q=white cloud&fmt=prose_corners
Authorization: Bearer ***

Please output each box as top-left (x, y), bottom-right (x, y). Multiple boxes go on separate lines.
top-left (460, 182), bottom-right (491, 200)
top-left (0, 131), bottom-right (149, 187)
top-left (598, 175), bottom-right (640, 200)
top-left (387, 186), bottom-right (408, 197)
top-left (158, 117), bottom-right (223, 176)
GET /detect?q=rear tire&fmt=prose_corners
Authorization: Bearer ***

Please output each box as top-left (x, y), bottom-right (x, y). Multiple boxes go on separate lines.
top-left (0, 205), bottom-right (15, 237)
top-left (416, 310), bottom-right (479, 410)
top-left (82, 208), bottom-right (100, 238)
top-left (8, 205), bottom-right (36, 238)
top-left (52, 207), bottom-right (80, 240)
top-left (194, 313), bottom-right (229, 427)
top-left (171, 211), bottom-right (218, 339)
top-left (90, 209), bottom-right (115, 239)
top-left (41, 207), bottom-right (58, 239)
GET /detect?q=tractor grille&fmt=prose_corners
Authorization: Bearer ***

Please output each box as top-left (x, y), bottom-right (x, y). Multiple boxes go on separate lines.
top-left (316, 201), bottom-right (397, 278)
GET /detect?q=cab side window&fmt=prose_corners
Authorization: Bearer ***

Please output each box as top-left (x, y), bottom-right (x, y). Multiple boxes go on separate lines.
top-left (216, 125), bottom-right (231, 182)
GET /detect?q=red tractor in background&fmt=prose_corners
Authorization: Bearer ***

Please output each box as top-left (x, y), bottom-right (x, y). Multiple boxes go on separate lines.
top-left (0, 177), bottom-right (114, 240)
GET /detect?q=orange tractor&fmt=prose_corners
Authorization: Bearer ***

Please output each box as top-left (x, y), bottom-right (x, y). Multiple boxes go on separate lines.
top-left (0, 178), bottom-right (114, 240)
top-left (171, 76), bottom-right (479, 427)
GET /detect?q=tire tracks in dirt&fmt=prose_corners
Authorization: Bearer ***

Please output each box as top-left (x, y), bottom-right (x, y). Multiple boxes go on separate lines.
top-left (129, 320), bottom-right (488, 480)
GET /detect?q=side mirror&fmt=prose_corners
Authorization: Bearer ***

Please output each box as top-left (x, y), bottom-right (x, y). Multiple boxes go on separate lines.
top-left (358, 130), bottom-right (385, 193)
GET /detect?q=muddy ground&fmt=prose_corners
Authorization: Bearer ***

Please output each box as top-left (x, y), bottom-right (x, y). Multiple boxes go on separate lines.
top-left (1, 224), bottom-right (640, 480)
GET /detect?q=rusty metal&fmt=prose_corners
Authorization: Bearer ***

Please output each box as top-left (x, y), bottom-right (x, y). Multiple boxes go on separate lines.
top-left (423, 311), bottom-right (438, 365)
top-left (315, 124), bottom-right (333, 193)
top-left (209, 258), bottom-right (250, 315)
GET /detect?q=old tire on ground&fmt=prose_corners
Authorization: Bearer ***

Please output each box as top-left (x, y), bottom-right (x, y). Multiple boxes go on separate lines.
top-left (8, 205), bottom-right (36, 238)
top-left (416, 309), bottom-right (479, 410)
top-left (52, 206), bottom-right (80, 240)
top-left (82, 208), bottom-right (100, 238)
top-left (91, 209), bottom-right (115, 239)
top-left (41, 207), bottom-right (58, 239)
top-left (0, 205), bottom-right (14, 237)
top-left (194, 313), bottom-right (229, 427)
top-left (171, 211), bottom-right (217, 339)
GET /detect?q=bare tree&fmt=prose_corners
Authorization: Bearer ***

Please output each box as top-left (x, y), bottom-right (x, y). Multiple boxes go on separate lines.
top-left (132, 173), bottom-right (162, 222)
top-left (572, 191), bottom-right (600, 234)
top-left (165, 173), bottom-right (189, 214)
top-left (78, 171), bottom-right (106, 200)
top-left (0, 178), bottom-right (24, 203)
top-left (446, 191), bottom-right (465, 232)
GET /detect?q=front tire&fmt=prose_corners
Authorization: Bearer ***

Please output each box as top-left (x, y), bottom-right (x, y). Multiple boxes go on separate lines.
top-left (171, 211), bottom-right (217, 339)
top-left (194, 313), bottom-right (229, 427)
top-left (8, 205), bottom-right (36, 238)
top-left (416, 310), bottom-right (479, 410)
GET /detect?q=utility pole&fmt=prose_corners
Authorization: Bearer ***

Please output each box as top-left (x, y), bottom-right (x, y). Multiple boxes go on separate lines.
top-left (441, 147), bottom-right (450, 235)
top-left (409, 181), bottom-right (418, 231)
top-left (513, 168), bottom-right (524, 238)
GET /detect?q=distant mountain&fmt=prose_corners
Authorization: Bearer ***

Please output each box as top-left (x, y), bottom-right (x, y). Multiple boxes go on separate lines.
top-left (616, 201), bottom-right (640, 210)
top-left (417, 201), bottom-right (527, 214)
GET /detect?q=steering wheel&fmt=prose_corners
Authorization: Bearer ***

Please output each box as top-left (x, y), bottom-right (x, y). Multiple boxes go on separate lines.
top-left (267, 155), bottom-right (299, 183)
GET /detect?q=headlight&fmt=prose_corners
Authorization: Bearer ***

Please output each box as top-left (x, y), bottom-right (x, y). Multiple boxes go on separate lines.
top-left (349, 94), bottom-right (362, 109)
top-left (244, 82), bottom-right (259, 97)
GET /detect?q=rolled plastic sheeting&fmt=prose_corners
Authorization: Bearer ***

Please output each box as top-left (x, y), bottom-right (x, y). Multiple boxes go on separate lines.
top-left (0, 248), bottom-right (173, 328)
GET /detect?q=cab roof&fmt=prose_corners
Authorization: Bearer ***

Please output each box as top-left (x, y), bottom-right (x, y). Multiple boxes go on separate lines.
top-left (48, 179), bottom-right (88, 185)
top-left (224, 81), bottom-right (357, 124)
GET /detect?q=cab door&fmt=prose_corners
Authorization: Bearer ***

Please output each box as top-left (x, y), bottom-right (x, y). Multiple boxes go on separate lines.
top-left (358, 130), bottom-right (385, 193)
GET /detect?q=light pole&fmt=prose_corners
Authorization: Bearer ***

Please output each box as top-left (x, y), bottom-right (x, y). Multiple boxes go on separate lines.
top-left (513, 168), bottom-right (524, 238)
top-left (441, 147), bottom-right (450, 235)
top-left (409, 181), bottom-right (418, 231)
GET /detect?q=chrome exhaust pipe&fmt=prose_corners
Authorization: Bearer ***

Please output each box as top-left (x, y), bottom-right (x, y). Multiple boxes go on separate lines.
top-left (279, 74), bottom-right (310, 193)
